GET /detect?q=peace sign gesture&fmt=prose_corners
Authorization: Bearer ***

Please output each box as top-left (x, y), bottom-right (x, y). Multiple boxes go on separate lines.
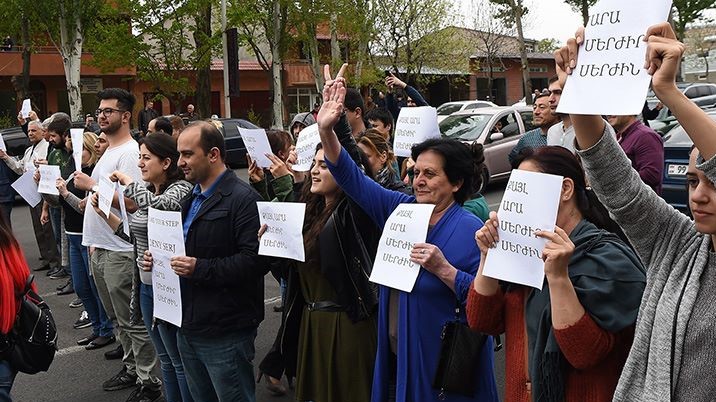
top-left (317, 63), bottom-right (348, 132)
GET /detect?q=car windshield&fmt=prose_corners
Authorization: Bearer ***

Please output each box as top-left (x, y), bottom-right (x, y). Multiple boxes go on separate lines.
top-left (439, 113), bottom-right (492, 141)
top-left (436, 104), bottom-right (463, 116)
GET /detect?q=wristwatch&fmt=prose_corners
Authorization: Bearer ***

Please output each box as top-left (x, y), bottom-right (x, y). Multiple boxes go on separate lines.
top-left (91, 185), bottom-right (99, 193)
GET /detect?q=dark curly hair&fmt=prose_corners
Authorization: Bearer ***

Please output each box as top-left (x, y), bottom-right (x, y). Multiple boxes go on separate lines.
top-left (410, 138), bottom-right (485, 205)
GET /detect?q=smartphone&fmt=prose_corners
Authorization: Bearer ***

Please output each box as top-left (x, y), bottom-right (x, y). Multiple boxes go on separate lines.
top-left (384, 69), bottom-right (392, 77)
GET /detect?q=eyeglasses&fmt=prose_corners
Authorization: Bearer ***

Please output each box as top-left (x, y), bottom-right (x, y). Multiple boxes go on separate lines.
top-left (94, 108), bottom-right (126, 118)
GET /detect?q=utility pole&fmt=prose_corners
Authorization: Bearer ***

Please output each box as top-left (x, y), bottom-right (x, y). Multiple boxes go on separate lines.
top-left (221, 0), bottom-right (231, 118)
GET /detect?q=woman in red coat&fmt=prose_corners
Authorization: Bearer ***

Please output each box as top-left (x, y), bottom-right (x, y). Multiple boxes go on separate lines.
top-left (469, 147), bottom-right (646, 402)
top-left (0, 205), bottom-right (35, 401)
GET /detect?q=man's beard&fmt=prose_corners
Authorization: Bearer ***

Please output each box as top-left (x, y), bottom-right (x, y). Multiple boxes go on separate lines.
top-left (103, 119), bottom-right (122, 135)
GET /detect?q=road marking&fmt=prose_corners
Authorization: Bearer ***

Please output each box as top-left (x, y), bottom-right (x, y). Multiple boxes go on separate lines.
top-left (53, 295), bottom-right (283, 357)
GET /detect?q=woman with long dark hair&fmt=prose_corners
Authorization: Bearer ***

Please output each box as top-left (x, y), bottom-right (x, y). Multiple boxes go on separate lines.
top-left (0, 205), bottom-right (35, 401)
top-left (92, 132), bottom-right (192, 402)
top-left (470, 146), bottom-right (646, 402)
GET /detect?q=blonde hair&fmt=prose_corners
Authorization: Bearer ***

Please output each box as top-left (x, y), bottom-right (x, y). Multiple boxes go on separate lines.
top-left (82, 132), bottom-right (99, 166)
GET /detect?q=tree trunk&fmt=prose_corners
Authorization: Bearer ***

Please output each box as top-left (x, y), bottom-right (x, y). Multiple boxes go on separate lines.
top-left (512, 0), bottom-right (532, 105)
top-left (330, 11), bottom-right (340, 65)
top-left (59, 4), bottom-right (84, 121)
top-left (194, 3), bottom-right (212, 119)
top-left (580, 0), bottom-right (589, 27)
top-left (271, 0), bottom-right (285, 129)
top-left (20, 14), bottom-right (30, 100)
top-left (306, 24), bottom-right (324, 94)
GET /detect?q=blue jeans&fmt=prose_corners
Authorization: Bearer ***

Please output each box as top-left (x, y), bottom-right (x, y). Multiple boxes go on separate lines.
top-left (68, 234), bottom-right (113, 337)
top-left (0, 360), bottom-right (15, 402)
top-left (178, 327), bottom-right (257, 402)
top-left (140, 284), bottom-right (193, 402)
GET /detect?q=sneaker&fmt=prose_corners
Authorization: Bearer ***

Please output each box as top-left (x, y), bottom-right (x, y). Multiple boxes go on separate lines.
top-left (50, 269), bottom-right (70, 280)
top-left (125, 385), bottom-right (162, 402)
top-left (102, 367), bottom-right (138, 391)
top-left (46, 266), bottom-right (62, 277)
top-left (57, 280), bottom-right (74, 295)
top-left (34, 263), bottom-right (51, 272)
top-left (73, 311), bottom-right (91, 329)
top-left (69, 298), bottom-right (83, 308)
top-left (105, 344), bottom-right (124, 360)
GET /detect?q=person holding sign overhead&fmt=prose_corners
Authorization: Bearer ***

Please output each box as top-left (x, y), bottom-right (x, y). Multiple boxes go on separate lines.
top-left (90, 132), bottom-right (193, 402)
top-left (469, 146), bottom-right (646, 402)
top-left (556, 22), bottom-right (716, 402)
top-left (317, 64), bottom-right (498, 402)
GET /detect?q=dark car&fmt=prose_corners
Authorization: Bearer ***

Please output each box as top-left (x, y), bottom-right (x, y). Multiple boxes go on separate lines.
top-left (660, 111), bottom-right (716, 213)
top-left (1, 126), bottom-right (29, 157)
top-left (211, 118), bottom-right (259, 168)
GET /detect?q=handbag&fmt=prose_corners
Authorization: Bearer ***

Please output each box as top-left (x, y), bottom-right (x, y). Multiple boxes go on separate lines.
top-left (432, 303), bottom-right (488, 399)
top-left (5, 275), bottom-right (58, 374)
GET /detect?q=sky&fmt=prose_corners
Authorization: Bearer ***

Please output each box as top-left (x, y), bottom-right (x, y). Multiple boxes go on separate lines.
top-left (457, 0), bottom-right (585, 44)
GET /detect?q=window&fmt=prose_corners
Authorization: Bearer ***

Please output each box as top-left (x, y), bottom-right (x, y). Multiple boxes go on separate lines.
top-left (487, 112), bottom-right (519, 143)
top-left (528, 66), bottom-right (548, 73)
top-left (684, 88), bottom-right (697, 99)
top-left (286, 88), bottom-right (321, 120)
top-left (520, 111), bottom-right (536, 131)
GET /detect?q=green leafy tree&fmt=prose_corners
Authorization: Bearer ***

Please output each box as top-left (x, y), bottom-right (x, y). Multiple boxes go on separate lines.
top-left (536, 38), bottom-right (560, 53)
top-left (672, 0), bottom-right (716, 41)
top-left (564, 0), bottom-right (597, 26)
top-left (489, 0), bottom-right (532, 104)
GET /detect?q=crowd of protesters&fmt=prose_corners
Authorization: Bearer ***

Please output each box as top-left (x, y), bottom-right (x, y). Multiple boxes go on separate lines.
top-left (0, 21), bottom-right (713, 402)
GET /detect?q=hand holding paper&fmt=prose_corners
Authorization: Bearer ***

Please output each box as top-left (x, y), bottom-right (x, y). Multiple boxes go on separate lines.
top-left (239, 128), bottom-right (273, 168)
top-left (536, 227), bottom-right (575, 281)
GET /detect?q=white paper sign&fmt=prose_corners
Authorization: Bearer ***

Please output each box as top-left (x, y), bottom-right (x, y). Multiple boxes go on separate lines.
top-left (393, 107), bottom-right (440, 158)
top-left (70, 128), bottom-right (84, 172)
top-left (370, 203), bottom-right (435, 292)
top-left (20, 99), bottom-right (31, 118)
top-left (240, 127), bottom-right (273, 168)
top-left (557, 0), bottom-right (672, 115)
top-left (482, 170), bottom-right (563, 289)
top-left (116, 183), bottom-right (130, 236)
top-left (293, 124), bottom-right (320, 172)
top-left (0, 133), bottom-right (6, 151)
top-left (97, 177), bottom-right (115, 219)
top-left (37, 165), bottom-right (61, 195)
top-left (257, 202), bottom-right (307, 261)
top-left (147, 208), bottom-right (184, 327)
top-left (11, 170), bottom-right (42, 207)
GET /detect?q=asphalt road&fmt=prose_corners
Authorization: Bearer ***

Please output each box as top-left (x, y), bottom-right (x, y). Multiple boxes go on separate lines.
top-left (7, 169), bottom-right (507, 402)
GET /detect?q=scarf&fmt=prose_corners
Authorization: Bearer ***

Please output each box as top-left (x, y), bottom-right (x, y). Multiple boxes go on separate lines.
top-left (524, 220), bottom-right (646, 402)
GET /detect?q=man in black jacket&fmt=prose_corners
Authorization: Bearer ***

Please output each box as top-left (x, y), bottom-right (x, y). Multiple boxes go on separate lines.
top-left (169, 121), bottom-right (265, 401)
top-left (137, 101), bottom-right (158, 136)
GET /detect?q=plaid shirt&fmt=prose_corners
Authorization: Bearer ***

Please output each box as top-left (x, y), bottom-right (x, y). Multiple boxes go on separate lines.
top-left (508, 128), bottom-right (547, 166)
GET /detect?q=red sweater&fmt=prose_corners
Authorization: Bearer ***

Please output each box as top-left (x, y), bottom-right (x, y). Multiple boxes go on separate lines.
top-left (466, 285), bottom-right (634, 402)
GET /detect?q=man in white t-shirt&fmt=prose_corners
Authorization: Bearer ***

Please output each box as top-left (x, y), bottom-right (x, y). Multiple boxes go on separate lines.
top-left (74, 88), bottom-right (161, 402)
top-left (546, 76), bottom-right (576, 153)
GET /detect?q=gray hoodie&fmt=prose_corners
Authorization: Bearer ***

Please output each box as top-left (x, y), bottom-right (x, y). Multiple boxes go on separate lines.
top-left (290, 112), bottom-right (316, 134)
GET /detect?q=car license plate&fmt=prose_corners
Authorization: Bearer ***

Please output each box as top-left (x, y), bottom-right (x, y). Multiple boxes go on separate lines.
top-left (667, 164), bottom-right (688, 176)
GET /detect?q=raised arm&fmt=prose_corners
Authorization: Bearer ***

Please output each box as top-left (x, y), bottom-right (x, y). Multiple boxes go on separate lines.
top-left (646, 23), bottom-right (716, 159)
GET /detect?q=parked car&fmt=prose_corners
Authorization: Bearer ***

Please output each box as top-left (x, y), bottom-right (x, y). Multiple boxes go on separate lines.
top-left (1, 126), bottom-right (29, 157)
top-left (439, 106), bottom-right (535, 192)
top-left (210, 118), bottom-right (259, 168)
top-left (436, 100), bottom-right (497, 123)
top-left (647, 83), bottom-right (716, 136)
top-left (660, 110), bottom-right (716, 214)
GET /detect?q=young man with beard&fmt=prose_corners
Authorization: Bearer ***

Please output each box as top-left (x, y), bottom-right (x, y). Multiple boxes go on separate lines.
top-left (74, 88), bottom-right (162, 402)
top-left (41, 114), bottom-right (74, 282)
top-left (546, 76), bottom-right (576, 153)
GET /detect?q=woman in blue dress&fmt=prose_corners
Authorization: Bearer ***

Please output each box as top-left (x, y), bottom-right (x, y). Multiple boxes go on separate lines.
top-left (316, 65), bottom-right (499, 402)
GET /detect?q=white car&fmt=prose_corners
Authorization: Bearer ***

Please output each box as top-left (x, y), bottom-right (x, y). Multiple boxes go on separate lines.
top-left (436, 100), bottom-right (497, 123)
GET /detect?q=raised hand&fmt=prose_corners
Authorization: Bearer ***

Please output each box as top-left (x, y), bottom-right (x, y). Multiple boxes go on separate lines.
top-left (554, 26), bottom-right (584, 90)
top-left (317, 77), bottom-right (346, 132)
top-left (265, 153), bottom-right (290, 179)
top-left (644, 22), bottom-right (684, 93)
top-left (246, 154), bottom-right (264, 183)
